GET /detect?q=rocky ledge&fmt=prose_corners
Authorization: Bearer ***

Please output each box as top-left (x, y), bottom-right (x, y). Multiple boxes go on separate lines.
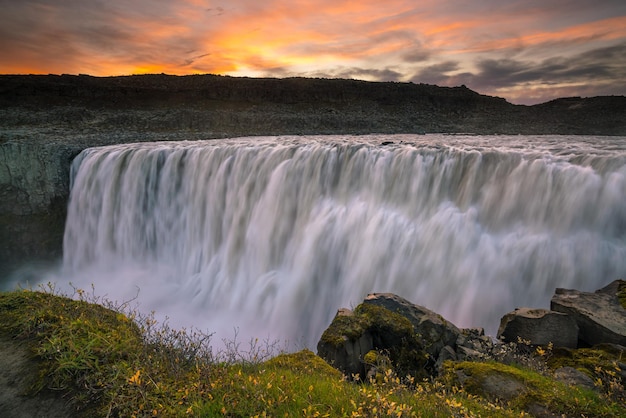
top-left (317, 279), bottom-right (626, 414)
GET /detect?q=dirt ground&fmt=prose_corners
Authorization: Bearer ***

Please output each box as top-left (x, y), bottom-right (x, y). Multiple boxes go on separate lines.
top-left (0, 336), bottom-right (74, 418)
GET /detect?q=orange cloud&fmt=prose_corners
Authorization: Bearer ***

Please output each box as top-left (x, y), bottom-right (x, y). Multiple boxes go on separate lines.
top-left (0, 1), bottom-right (624, 103)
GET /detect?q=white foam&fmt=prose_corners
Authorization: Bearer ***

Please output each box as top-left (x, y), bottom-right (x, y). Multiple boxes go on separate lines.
top-left (47, 134), bottom-right (626, 347)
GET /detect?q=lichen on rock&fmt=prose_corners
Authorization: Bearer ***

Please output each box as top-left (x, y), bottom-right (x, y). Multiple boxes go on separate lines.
top-left (317, 301), bottom-right (429, 379)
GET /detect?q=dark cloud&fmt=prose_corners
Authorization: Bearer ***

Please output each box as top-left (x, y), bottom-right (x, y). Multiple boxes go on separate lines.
top-left (0, 0), bottom-right (214, 73)
top-left (182, 53), bottom-right (211, 67)
top-left (410, 61), bottom-right (459, 85)
top-left (311, 67), bottom-right (403, 82)
top-left (206, 7), bottom-right (225, 16)
top-left (473, 42), bottom-right (626, 88)
top-left (410, 41), bottom-right (626, 103)
top-left (402, 49), bottom-right (431, 63)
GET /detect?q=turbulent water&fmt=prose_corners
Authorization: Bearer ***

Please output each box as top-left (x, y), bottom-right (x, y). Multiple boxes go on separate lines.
top-left (56, 134), bottom-right (626, 347)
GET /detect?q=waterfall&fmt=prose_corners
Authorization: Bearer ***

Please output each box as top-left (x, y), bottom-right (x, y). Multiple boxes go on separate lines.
top-left (60, 134), bottom-right (626, 346)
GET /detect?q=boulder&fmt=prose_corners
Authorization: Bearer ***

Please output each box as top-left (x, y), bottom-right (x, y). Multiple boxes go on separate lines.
top-left (456, 328), bottom-right (497, 360)
top-left (317, 294), bottom-right (452, 379)
top-left (362, 293), bottom-right (462, 359)
top-left (315, 308), bottom-right (374, 378)
top-left (552, 367), bottom-right (597, 392)
top-left (550, 280), bottom-right (626, 347)
top-left (452, 365), bottom-right (527, 403)
top-left (497, 308), bottom-right (579, 348)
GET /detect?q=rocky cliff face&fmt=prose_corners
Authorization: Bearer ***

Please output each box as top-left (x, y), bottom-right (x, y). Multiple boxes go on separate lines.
top-left (0, 139), bottom-right (81, 279)
top-left (1, 74), bottom-right (625, 279)
top-left (0, 140), bottom-right (79, 215)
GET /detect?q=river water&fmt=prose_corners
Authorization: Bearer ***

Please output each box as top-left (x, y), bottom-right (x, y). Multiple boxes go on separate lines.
top-left (50, 134), bottom-right (626, 347)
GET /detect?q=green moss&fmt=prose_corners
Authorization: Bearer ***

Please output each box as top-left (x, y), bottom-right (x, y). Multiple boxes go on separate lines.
top-left (363, 350), bottom-right (379, 365)
top-left (548, 344), bottom-right (625, 383)
top-left (445, 361), bottom-right (623, 416)
top-left (321, 303), bottom-right (413, 347)
top-left (319, 303), bottom-right (416, 348)
top-left (319, 303), bottom-right (429, 379)
top-left (264, 349), bottom-right (342, 378)
top-left (355, 303), bottom-right (415, 338)
top-left (318, 312), bottom-right (369, 346)
top-left (0, 290), bottom-right (137, 338)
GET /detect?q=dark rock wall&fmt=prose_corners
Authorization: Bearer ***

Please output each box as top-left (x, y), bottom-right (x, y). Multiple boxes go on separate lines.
top-left (2, 74), bottom-right (624, 136)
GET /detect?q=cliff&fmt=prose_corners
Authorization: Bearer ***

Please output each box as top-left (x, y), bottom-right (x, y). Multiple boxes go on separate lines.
top-left (2, 74), bottom-right (625, 136)
top-left (0, 74), bottom-right (625, 278)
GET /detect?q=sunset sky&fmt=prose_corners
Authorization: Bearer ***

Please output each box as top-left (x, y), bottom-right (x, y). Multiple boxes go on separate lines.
top-left (1, 0), bottom-right (625, 104)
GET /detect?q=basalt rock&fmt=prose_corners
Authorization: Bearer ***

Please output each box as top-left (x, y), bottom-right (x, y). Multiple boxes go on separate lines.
top-left (319, 283), bottom-right (626, 382)
top-left (550, 280), bottom-right (626, 347)
top-left (316, 300), bottom-right (430, 379)
top-left (315, 308), bottom-right (374, 378)
top-left (552, 367), bottom-right (597, 392)
top-left (362, 293), bottom-right (462, 359)
top-left (497, 308), bottom-right (579, 348)
top-left (317, 293), bottom-right (466, 378)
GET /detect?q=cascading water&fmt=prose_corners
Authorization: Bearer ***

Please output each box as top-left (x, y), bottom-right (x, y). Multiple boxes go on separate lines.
top-left (58, 134), bottom-right (626, 347)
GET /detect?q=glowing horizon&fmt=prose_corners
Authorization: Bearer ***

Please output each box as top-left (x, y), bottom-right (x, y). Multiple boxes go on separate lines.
top-left (1, 0), bottom-right (625, 104)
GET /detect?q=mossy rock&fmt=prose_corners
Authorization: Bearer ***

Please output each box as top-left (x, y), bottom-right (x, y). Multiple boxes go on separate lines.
top-left (354, 303), bottom-right (416, 347)
top-left (443, 361), bottom-right (623, 417)
top-left (318, 303), bottom-right (428, 379)
top-left (547, 344), bottom-right (625, 386)
top-left (318, 310), bottom-right (370, 347)
top-left (319, 304), bottom-right (415, 348)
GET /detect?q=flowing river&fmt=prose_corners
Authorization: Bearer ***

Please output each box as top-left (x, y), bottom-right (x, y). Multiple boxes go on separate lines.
top-left (50, 134), bottom-right (626, 347)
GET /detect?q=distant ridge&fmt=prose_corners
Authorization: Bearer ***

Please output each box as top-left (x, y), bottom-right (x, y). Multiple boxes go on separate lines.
top-left (0, 74), bottom-right (625, 135)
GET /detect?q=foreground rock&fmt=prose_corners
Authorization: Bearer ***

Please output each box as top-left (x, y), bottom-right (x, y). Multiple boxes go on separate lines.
top-left (496, 280), bottom-right (626, 348)
top-left (551, 280), bottom-right (626, 347)
top-left (497, 308), bottom-right (579, 348)
top-left (319, 280), bottom-right (626, 383)
top-left (316, 298), bottom-right (429, 379)
top-left (317, 293), bottom-right (499, 379)
top-left (362, 293), bottom-right (462, 360)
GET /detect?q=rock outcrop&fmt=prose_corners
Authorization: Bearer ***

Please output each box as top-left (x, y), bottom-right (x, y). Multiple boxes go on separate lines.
top-left (316, 298), bottom-right (430, 379)
top-left (497, 308), bottom-right (579, 348)
top-left (317, 293), bottom-right (503, 379)
top-left (551, 280), bottom-right (626, 347)
top-left (362, 293), bottom-right (462, 359)
top-left (0, 141), bottom-right (79, 215)
top-left (318, 281), bottom-right (626, 382)
top-left (496, 280), bottom-right (626, 348)
top-left (552, 366), bottom-right (597, 392)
